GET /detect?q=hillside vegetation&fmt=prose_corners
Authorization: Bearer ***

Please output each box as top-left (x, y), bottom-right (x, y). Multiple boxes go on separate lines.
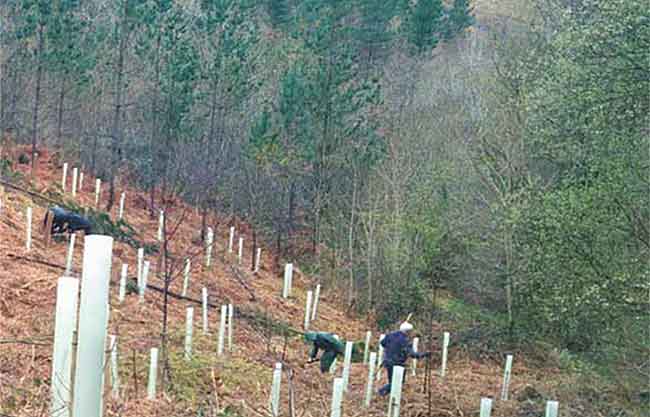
top-left (1, 0), bottom-right (648, 415)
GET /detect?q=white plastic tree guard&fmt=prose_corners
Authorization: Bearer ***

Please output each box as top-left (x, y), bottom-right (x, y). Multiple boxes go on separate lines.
top-left (137, 248), bottom-right (144, 289)
top-left (118, 192), bottom-right (125, 220)
top-left (109, 335), bottom-right (119, 399)
top-left (500, 354), bottom-right (513, 400)
top-left (342, 341), bottom-right (354, 392)
top-left (364, 352), bottom-right (377, 407)
top-left (270, 362), bottom-right (282, 417)
top-left (441, 331), bottom-right (450, 378)
top-left (71, 168), bottom-right (78, 197)
top-left (282, 263), bottom-right (293, 298)
top-left (79, 172), bottom-right (84, 190)
top-left (139, 261), bottom-right (150, 303)
top-left (182, 258), bottom-right (190, 297)
top-left (363, 331), bottom-right (372, 364)
top-left (94, 179), bottom-right (101, 207)
top-left (377, 334), bottom-right (385, 381)
top-left (304, 291), bottom-right (313, 330)
top-left (62, 163), bottom-right (68, 191)
top-left (545, 401), bottom-right (559, 417)
top-left (50, 276), bottom-right (79, 417)
top-left (254, 247), bottom-right (262, 273)
top-left (238, 237), bottom-right (243, 264)
top-left (330, 377), bottom-right (344, 417)
top-left (205, 227), bottom-right (214, 267)
top-left (480, 398), bottom-right (492, 417)
top-left (72, 235), bottom-right (113, 417)
top-left (64, 233), bottom-right (76, 275)
top-left (147, 347), bottom-right (158, 400)
top-left (227, 304), bottom-right (234, 351)
top-left (228, 226), bottom-right (235, 253)
top-left (157, 211), bottom-right (164, 241)
top-left (330, 336), bottom-right (339, 374)
top-left (25, 206), bottom-right (32, 250)
top-left (202, 288), bottom-right (209, 334)
top-left (118, 263), bottom-right (128, 303)
top-left (412, 337), bottom-right (420, 376)
top-left (387, 366), bottom-right (405, 417)
top-left (217, 305), bottom-right (227, 356)
top-left (185, 308), bottom-right (194, 360)
top-left (311, 284), bottom-right (321, 321)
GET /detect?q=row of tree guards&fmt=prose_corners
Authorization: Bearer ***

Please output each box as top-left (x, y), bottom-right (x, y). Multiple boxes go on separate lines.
top-left (269, 335), bottom-right (561, 417)
top-left (51, 234), bottom-right (244, 416)
top-left (44, 163), bottom-right (560, 416)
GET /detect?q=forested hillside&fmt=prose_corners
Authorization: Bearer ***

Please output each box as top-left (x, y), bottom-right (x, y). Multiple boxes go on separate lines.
top-left (1, 0), bottom-right (648, 415)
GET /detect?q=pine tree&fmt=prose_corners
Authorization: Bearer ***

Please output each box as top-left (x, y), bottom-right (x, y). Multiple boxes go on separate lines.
top-left (267, 0), bottom-right (290, 28)
top-left (404, 0), bottom-right (444, 55)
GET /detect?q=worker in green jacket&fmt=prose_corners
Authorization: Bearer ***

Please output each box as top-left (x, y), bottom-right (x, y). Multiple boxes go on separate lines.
top-left (303, 332), bottom-right (345, 373)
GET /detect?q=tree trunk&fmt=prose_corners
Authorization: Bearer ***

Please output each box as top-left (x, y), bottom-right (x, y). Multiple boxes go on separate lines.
top-left (347, 171), bottom-right (357, 306)
top-left (107, 0), bottom-right (129, 212)
top-left (56, 81), bottom-right (66, 145)
top-left (149, 30), bottom-right (162, 218)
top-left (30, 23), bottom-right (45, 177)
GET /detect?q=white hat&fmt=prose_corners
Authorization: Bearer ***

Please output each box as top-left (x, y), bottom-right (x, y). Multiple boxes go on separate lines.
top-left (400, 322), bottom-right (414, 332)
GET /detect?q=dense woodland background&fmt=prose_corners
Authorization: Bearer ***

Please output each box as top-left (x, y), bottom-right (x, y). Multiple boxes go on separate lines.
top-left (1, 0), bottom-right (648, 406)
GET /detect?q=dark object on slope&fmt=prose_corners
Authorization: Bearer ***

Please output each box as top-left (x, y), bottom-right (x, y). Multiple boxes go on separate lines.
top-left (304, 332), bottom-right (345, 373)
top-left (44, 206), bottom-right (93, 235)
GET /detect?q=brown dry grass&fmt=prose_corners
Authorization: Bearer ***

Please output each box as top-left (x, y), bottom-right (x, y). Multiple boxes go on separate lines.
top-left (0, 147), bottom-right (602, 417)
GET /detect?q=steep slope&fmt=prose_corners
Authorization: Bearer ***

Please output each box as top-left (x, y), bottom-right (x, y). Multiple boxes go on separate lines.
top-left (0, 148), bottom-right (613, 417)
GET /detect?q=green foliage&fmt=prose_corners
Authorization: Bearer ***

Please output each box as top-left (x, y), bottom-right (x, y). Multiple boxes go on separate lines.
top-left (404, 0), bottom-right (443, 55)
top-left (443, 0), bottom-right (474, 40)
top-left (266, 0), bottom-right (290, 28)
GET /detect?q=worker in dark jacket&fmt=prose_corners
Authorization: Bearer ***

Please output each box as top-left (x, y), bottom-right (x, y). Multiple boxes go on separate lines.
top-left (378, 322), bottom-right (430, 396)
top-left (304, 331), bottom-right (345, 373)
top-left (44, 206), bottom-right (93, 235)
